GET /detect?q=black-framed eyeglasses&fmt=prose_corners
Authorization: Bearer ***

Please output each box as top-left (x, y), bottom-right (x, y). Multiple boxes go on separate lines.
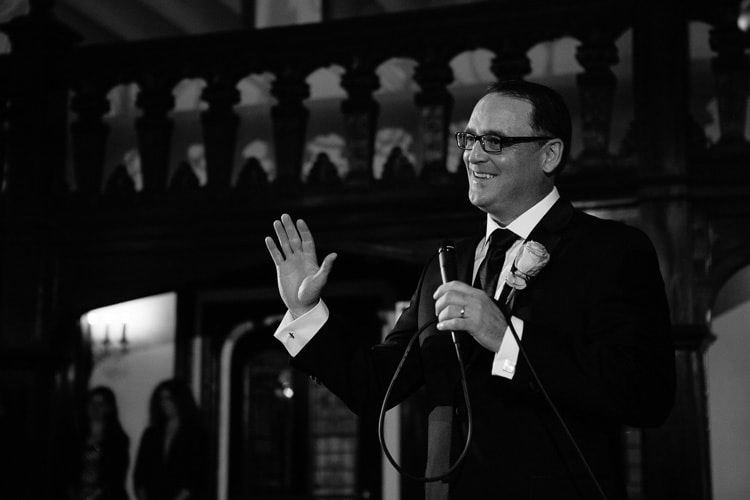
top-left (455, 131), bottom-right (554, 154)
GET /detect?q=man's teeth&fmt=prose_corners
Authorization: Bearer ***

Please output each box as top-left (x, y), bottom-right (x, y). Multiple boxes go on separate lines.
top-left (473, 171), bottom-right (495, 179)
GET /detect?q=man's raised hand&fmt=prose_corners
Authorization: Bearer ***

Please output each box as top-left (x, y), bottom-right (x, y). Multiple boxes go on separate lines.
top-left (265, 214), bottom-right (337, 319)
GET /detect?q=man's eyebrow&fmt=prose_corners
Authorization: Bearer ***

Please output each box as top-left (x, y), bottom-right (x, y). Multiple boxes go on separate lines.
top-left (462, 127), bottom-right (506, 136)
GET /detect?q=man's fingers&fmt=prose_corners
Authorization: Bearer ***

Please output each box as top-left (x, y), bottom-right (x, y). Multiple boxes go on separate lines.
top-left (297, 218), bottom-right (312, 241)
top-left (437, 318), bottom-right (462, 331)
top-left (265, 236), bottom-right (285, 265)
top-left (434, 288), bottom-right (464, 314)
top-left (281, 213), bottom-right (302, 251)
top-left (297, 218), bottom-right (318, 257)
top-left (437, 303), bottom-right (467, 323)
top-left (273, 219), bottom-right (293, 256)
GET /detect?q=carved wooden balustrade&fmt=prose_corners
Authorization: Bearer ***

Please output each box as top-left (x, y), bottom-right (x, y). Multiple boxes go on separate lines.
top-left (1, 1), bottom-right (750, 499)
top-left (62, 2), bottom-right (636, 199)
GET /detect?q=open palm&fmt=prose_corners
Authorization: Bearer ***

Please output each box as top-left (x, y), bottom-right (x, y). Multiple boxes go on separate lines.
top-left (265, 214), bottom-right (337, 318)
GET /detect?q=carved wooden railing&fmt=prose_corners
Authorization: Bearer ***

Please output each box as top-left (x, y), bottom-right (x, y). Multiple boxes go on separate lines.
top-left (13, 1), bottom-right (642, 201)
top-left (0, 2), bottom-right (746, 203)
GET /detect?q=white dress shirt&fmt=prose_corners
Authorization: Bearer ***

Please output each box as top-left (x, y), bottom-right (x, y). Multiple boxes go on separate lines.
top-left (273, 187), bottom-right (560, 380)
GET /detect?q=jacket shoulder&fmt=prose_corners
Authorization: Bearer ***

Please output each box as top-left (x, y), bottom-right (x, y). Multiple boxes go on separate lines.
top-left (572, 210), bottom-right (656, 248)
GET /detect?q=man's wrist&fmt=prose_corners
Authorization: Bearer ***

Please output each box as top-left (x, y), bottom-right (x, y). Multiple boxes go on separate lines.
top-left (290, 304), bottom-right (315, 320)
top-left (274, 301), bottom-right (329, 357)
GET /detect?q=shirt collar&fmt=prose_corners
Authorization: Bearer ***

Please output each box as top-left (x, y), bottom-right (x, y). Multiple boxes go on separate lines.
top-left (484, 186), bottom-right (560, 243)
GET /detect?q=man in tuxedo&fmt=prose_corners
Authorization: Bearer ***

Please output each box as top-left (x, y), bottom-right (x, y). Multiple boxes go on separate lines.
top-left (265, 80), bottom-right (675, 499)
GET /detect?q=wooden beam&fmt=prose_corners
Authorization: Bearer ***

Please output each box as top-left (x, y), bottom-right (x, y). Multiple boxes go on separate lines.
top-left (56, 0), bottom-right (186, 41)
top-left (129, 0), bottom-right (242, 34)
top-left (53, 3), bottom-right (123, 44)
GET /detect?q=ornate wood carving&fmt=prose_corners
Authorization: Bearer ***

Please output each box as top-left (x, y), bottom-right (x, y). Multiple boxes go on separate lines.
top-left (201, 73), bottom-right (241, 193)
top-left (307, 152), bottom-right (342, 190)
top-left (414, 50), bottom-right (454, 183)
top-left (340, 57), bottom-right (380, 187)
top-left (490, 40), bottom-right (532, 82)
top-left (235, 157), bottom-right (270, 193)
top-left (270, 65), bottom-right (309, 190)
top-left (575, 33), bottom-right (619, 170)
top-left (135, 74), bottom-right (176, 193)
top-left (708, 16), bottom-right (750, 158)
top-left (0, 65), bottom-right (8, 194)
top-left (70, 79), bottom-right (110, 197)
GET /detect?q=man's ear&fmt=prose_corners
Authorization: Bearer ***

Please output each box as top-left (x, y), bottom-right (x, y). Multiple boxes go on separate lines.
top-left (541, 139), bottom-right (563, 175)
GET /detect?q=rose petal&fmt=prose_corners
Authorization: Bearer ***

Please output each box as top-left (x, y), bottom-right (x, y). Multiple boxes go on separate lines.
top-left (515, 241), bottom-right (550, 277)
top-left (506, 273), bottom-right (527, 290)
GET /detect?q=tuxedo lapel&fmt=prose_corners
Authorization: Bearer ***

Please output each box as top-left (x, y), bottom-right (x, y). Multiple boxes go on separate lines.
top-left (457, 235), bottom-right (481, 285)
top-left (525, 198), bottom-right (574, 257)
top-left (498, 198), bottom-right (575, 310)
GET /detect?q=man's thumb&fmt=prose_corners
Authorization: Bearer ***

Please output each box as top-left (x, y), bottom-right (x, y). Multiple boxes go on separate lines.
top-left (318, 253), bottom-right (337, 279)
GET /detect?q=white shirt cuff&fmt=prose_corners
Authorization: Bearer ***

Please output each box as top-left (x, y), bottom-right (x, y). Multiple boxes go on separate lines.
top-left (492, 316), bottom-right (524, 379)
top-left (272, 300), bottom-right (329, 357)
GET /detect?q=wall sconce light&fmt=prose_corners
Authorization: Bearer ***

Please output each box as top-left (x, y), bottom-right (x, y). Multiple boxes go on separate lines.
top-left (740, 0), bottom-right (750, 32)
top-left (83, 312), bottom-right (129, 363)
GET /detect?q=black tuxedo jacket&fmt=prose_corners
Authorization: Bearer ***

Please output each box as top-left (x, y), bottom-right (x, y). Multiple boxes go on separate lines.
top-left (292, 199), bottom-right (675, 499)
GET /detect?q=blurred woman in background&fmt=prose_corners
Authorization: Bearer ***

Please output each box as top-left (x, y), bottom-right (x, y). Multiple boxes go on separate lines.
top-left (69, 386), bottom-right (130, 500)
top-left (133, 378), bottom-right (207, 500)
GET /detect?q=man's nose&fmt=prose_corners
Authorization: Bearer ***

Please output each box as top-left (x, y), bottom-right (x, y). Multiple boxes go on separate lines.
top-left (467, 140), bottom-right (488, 163)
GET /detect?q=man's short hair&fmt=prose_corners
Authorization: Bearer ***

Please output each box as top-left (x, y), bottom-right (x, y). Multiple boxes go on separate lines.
top-left (482, 80), bottom-right (572, 175)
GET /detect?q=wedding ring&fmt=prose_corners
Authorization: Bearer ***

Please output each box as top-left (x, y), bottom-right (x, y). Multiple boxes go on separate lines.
top-left (459, 306), bottom-right (466, 319)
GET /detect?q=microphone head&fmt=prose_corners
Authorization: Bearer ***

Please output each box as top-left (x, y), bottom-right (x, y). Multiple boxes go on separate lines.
top-left (439, 240), bottom-right (455, 252)
top-left (438, 240), bottom-right (457, 283)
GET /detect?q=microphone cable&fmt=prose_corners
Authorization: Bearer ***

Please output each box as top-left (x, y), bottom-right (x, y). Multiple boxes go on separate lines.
top-left (377, 248), bottom-right (474, 482)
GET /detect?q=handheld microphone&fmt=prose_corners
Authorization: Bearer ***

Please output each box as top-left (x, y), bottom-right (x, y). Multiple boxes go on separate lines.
top-left (438, 240), bottom-right (459, 345)
top-left (378, 241), bottom-right (473, 483)
top-left (438, 240), bottom-right (457, 283)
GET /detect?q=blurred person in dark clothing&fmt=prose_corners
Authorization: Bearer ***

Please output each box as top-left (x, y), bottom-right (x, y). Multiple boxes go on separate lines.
top-left (133, 379), bottom-right (207, 500)
top-left (68, 386), bottom-right (130, 500)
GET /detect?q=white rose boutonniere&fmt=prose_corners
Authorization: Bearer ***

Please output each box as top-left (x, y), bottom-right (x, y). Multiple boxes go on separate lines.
top-left (505, 240), bottom-right (550, 297)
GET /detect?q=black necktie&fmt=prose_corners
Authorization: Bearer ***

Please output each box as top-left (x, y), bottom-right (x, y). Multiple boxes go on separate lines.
top-left (474, 228), bottom-right (518, 298)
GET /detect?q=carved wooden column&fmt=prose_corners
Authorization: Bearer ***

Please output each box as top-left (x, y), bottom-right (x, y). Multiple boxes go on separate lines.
top-left (490, 40), bottom-right (532, 82)
top-left (201, 73), bottom-right (240, 192)
top-left (340, 58), bottom-right (379, 187)
top-left (0, 66), bottom-right (7, 193)
top-left (0, 7), bottom-right (78, 500)
top-left (70, 79), bottom-right (111, 197)
top-left (575, 32), bottom-right (619, 170)
top-left (414, 51), bottom-right (453, 182)
top-left (2, 7), bottom-right (74, 335)
top-left (708, 10), bottom-right (750, 157)
top-left (135, 74), bottom-right (175, 193)
top-left (633, 1), bottom-right (711, 498)
top-left (270, 66), bottom-right (309, 189)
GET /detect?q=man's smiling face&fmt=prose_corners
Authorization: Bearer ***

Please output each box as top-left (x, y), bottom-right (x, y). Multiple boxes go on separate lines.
top-left (463, 93), bottom-right (557, 225)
